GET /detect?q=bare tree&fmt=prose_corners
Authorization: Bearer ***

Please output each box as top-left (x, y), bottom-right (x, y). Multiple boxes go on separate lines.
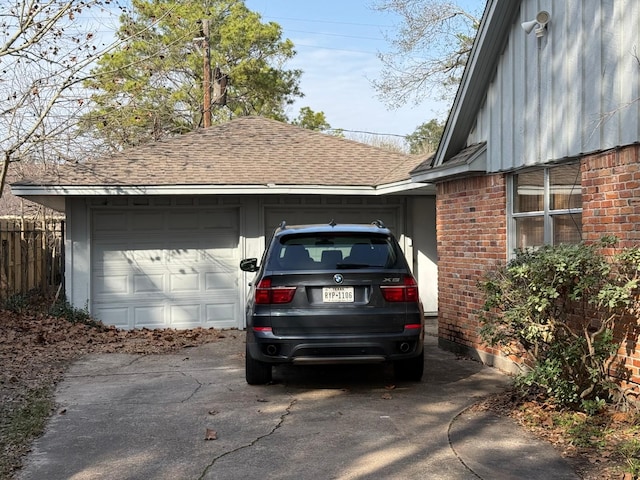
top-left (371, 0), bottom-right (483, 108)
top-left (344, 132), bottom-right (408, 153)
top-left (0, 0), bottom-right (130, 198)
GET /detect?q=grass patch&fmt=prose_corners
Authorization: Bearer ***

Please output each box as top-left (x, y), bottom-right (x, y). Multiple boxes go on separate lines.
top-left (620, 438), bottom-right (640, 478)
top-left (0, 387), bottom-right (55, 478)
top-left (553, 412), bottom-right (612, 449)
top-left (508, 396), bottom-right (640, 478)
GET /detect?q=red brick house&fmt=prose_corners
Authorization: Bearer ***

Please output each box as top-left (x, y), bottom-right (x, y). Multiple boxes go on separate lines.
top-left (411, 0), bottom-right (640, 384)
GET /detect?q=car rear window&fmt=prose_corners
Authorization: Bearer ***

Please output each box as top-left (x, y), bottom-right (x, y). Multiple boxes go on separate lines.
top-left (268, 234), bottom-right (400, 270)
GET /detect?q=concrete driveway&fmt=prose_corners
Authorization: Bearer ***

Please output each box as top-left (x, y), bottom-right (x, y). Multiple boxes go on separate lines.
top-left (18, 332), bottom-right (579, 480)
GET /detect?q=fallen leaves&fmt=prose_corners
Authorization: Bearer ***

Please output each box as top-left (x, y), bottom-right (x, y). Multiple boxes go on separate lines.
top-left (0, 305), bottom-right (225, 475)
top-left (204, 428), bottom-right (218, 441)
top-left (0, 309), bottom-right (223, 395)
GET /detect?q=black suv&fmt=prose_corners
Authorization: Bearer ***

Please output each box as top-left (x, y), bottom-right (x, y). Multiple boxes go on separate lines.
top-left (240, 220), bottom-right (424, 385)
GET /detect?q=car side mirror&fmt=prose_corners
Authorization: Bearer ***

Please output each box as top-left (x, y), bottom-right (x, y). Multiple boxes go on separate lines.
top-left (240, 258), bottom-right (259, 272)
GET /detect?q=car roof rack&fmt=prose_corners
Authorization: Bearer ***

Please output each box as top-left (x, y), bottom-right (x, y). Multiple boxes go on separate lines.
top-left (329, 219), bottom-right (337, 227)
top-left (279, 220), bottom-right (287, 230)
top-left (371, 219), bottom-right (386, 228)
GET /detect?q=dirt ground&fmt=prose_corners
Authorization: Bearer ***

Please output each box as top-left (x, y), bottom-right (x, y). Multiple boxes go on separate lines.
top-left (0, 304), bottom-right (637, 479)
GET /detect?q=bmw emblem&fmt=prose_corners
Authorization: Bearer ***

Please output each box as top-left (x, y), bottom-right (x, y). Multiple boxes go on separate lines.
top-left (333, 274), bottom-right (344, 284)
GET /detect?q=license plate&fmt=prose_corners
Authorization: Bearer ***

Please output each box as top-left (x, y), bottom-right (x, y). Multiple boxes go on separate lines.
top-left (322, 286), bottom-right (354, 303)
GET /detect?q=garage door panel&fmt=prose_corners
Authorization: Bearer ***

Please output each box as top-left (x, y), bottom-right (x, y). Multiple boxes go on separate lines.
top-left (95, 248), bottom-right (166, 268)
top-left (169, 304), bottom-right (201, 326)
top-left (95, 301), bottom-right (239, 329)
top-left (133, 305), bottom-right (166, 327)
top-left (199, 212), bottom-right (238, 229)
top-left (92, 208), bottom-right (240, 330)
top-left (168, 211), bottom-right (200, 230)
top-left (166, 248), bottom-right (200, 264)
top-left (205, 272), bottom-right (236, 289)
top-left (95, 306), bottom-right (129, 329)
top-left (200, 233), bottom-right (240, 250)
top-left (95, 275), bottom-right (128, 295)
top-left (93, 212), bottom-right (127, 232)
top-left (131, 212), bottom-right (165, 231)
top-left (205, 303), bottom-right (237, 328)
top-left (134, 273), bottom-right (164, 294)
top-left (169, 272), bottom-right (199, 292)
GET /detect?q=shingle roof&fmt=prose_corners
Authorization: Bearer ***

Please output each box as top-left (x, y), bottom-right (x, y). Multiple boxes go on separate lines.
top-left (411, 143), bottom-right (483, 176)
top-left (1, 162), bottom-right (62, 218)
top-left (16, 116), bottom-right (422, 188)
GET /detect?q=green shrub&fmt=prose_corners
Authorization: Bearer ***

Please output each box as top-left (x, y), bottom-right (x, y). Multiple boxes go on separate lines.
top-left (3, 293), bottom-right (30, 313)
top-left (620, 438), bottom-right (640, 477)
top-left (49, 300), bottom-right (105, 330)
top-left (479, 238), bottom-right (640, 412)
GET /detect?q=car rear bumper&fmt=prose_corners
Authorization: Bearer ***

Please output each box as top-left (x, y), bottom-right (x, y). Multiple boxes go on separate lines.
top-left (246, 328), bottom-right (424, 365)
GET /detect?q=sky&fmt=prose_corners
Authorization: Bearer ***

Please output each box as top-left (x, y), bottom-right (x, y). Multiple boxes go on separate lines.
top-left (244, 0), bottom-right (485, 140)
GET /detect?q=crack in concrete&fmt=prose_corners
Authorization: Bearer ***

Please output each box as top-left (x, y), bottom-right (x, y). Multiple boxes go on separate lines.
top-left (198, 397), bottom-right (298, 480)
top-left (65, 355), bottom-right (149, 378)
top-left (180, 371), bottom-right (203, 403)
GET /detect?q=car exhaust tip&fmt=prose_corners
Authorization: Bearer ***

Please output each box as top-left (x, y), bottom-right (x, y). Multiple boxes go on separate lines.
top-left (399, 342), bottom-right (411, 353)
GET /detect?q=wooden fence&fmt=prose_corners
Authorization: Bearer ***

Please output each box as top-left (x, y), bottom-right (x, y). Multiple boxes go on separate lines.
top-left (0, 219), bottom-right (64, 300)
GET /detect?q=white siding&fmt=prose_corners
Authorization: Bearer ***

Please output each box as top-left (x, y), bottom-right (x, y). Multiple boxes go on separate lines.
top-left (470, 0), bottom-right (640, 172)
top-left (411, 197), bottom-right (437, 315)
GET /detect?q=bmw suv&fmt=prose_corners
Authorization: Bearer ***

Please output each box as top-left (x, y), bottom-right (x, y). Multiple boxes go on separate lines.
top-left (240, 220), bottom-right (425, 385)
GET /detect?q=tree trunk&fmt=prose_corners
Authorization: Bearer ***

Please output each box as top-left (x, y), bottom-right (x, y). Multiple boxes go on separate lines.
top-left (0, 151), bottom-right (10, 200)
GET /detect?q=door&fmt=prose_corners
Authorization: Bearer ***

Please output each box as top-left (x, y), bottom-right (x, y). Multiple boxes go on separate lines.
top-left (91, 208), bottom-right (240, 329)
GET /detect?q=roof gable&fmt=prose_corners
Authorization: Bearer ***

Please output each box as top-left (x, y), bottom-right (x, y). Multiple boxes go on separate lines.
top-left (417, 0), bottom-right (640, 181)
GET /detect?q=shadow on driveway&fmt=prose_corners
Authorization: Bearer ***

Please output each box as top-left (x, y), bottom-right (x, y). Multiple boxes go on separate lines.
top-left (17, 333), bottom-right (578, 480)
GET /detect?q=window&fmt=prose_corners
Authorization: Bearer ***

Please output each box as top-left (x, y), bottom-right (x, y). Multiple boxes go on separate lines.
top-left (509, 164), bottom-right (582, 252)
top-left (268, 234), bottom-right (399, 270)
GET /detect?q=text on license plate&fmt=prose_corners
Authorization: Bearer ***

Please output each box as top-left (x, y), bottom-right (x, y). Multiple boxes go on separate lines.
top-left (322, 287), bottom-right (354, 303)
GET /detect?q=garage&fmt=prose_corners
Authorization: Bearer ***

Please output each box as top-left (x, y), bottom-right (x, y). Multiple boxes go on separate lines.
top-left (14, 118), bottom-right (436, 330)
top-left (91, 208), bottom-right (240, 330)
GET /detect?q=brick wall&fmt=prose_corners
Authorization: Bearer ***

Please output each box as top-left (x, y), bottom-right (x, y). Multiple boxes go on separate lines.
top-left (436, 144), bottom-right (640, 384)
top-left (582, 144), bottom-right (640, 385)
top-left (582, 144), bottom-right (640, 247)
top-left (436, 174), bottom-right (507, 363)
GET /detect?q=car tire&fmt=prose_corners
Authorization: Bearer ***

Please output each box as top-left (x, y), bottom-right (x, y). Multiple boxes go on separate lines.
top-left (394, 350), bottom-right (424, 381)
top-left (245, 346), bottom-right (273, 385)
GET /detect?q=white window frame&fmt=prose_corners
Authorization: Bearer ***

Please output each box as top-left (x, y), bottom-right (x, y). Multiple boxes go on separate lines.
top-left (507, 163), bottom-right (582, 256)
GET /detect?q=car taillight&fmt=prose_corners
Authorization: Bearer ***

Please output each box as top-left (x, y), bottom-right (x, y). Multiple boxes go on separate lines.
top-left (380, 276), bottom-right (419, 302)
top-left (404, 276), bottom-right (419, 302)
top-left (255, 277), bottom-right (296, 304)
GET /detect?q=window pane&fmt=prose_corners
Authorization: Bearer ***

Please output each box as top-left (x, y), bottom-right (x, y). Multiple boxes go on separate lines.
top-left (553, 213), bottom-right (582, 244)
top-left (550, 164), bottom-right (581, 210)
top-left (268, 234), bottom-right (400, 270)
top-left (514, 171), bottom-right (544, 213)
top-left (515, 216), bottom-right (544, 249)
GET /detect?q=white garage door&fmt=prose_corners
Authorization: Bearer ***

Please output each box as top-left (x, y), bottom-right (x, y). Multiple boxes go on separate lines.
top-left (265, 207), bottom-right (399, 240)
top-left (92, 208), bottom-right (240, 330)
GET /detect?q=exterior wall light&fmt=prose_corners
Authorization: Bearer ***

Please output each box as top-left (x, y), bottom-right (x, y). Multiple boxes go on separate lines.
top-left (521, 11), bottom-right (551, 37)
